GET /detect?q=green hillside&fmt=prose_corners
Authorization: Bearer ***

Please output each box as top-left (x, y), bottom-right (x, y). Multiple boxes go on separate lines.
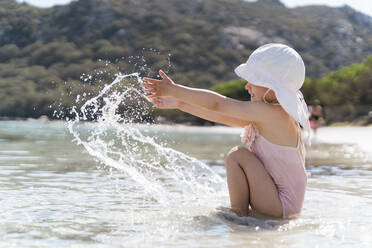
top-left (0, 0), bottom-right (371, 122)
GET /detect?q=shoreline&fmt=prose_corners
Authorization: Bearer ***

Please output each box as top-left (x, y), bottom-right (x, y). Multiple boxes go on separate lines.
top-left (1, 117), bottom-right (371, 127)
top-left (1, 118), bottom-right (372, 132)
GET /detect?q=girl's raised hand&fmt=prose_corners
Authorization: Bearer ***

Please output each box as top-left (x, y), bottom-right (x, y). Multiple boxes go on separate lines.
top-left (141, 70), bottom-right (175, 98)
top-left (150, 96), bottom-right (180, 109)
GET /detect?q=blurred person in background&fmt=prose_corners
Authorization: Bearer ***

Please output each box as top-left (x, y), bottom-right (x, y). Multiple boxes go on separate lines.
top-left (309, 99), bottom-right (324, 135)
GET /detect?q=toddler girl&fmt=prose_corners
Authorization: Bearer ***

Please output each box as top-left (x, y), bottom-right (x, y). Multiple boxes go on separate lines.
top-left (142, 43), bottom-right (310, 218)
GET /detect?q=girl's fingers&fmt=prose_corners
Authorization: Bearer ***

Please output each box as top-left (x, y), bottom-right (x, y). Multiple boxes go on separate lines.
top-left (141, 80), bottom-right (154, 85)
top-left (140, 82), bottom-right (155, 89)
top-left (159, 70), bottom-right (170, 80)
top-left (151, 99), bottom-right (158, 106)
top-left (143, 89), bottom-right (156, 93)
top-left (144, 96), bottom-right (152, 103)
top-left (152, 99), bottom-right (162, 107)
top-left (143, 77), bottom-right (161, 84)
top-left (151, 96), bottom-right (159, 102)
top-left (146, 94), bottom-right (158, 99)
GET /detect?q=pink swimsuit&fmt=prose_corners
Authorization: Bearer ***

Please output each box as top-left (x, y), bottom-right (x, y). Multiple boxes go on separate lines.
top-left (241, 124), bottom-right (307, 218)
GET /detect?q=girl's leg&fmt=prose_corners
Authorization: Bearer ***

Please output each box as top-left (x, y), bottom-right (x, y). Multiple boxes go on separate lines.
top-left (225, 146), bottom-right (283, 217)
top-left (224, 147), bottom-right (250, 216)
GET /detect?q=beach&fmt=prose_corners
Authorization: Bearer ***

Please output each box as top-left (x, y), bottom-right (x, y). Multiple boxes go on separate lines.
top-left (0, 120), bottom-right (371, 247)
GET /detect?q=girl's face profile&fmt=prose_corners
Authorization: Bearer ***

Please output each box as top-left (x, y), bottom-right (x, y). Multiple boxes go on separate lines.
top-left (245, 82), bottom-right (278, 104)
top-left (245, 82), bottom-right (268, 102)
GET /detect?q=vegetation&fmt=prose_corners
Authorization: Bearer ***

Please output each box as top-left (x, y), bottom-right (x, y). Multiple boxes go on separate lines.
top-left (211, 80), bottom-right (250, 101)
top-left (0, 0), bottom-right (371, 123)
top-left (301, 56), bottom-right (372, 123)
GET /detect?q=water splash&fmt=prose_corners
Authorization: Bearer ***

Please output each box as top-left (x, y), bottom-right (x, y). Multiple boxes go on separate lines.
top-left (67, 72), bottom-right (226, 213)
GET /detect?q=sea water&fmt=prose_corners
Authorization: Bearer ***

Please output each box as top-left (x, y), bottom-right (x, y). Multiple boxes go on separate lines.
top-left (0, 73), bottom-right (371, 247)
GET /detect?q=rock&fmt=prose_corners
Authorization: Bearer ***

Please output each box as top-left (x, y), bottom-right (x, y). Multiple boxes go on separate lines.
top-left (116, 29), bottom-right (127, 38)
top-left (257, 0), bottom-right (285, 7)
top-left (220, 26), bottom-right (287, 50)
top-left (341, 5), bottom-right (372, 31)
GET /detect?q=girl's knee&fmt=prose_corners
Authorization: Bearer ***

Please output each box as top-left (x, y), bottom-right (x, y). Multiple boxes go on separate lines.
top-left (225, 146), bottom-right (251, 166)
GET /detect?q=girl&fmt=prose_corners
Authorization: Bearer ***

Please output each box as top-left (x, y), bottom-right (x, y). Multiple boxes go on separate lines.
top-left (142, 43), bottom-right (311, 219)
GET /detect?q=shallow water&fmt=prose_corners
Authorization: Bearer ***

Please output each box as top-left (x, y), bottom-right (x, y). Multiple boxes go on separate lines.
top-left (1, 120), bottom-right (371, 248)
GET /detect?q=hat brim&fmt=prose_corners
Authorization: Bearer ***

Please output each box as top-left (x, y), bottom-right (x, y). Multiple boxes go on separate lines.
top-left (234, 63), bottom-right (272, 89)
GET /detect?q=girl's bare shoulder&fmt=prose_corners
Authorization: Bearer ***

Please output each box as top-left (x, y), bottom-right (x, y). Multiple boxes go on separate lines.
top-left (249, 102), bottom-right (285, 123)
top-left (256, 107), bottom-right (299, 147)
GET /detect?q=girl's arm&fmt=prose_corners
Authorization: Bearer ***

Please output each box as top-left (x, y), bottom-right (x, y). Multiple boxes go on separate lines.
top-left (142, 70), bottom-right (276, 123)
top-left (179, 101), bottom-right (250, 127)
top-left (151, 97), bottom-right (250, 127)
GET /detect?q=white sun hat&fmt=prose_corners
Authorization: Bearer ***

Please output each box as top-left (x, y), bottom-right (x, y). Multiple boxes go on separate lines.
top-left (234, 43), bottom-right (311, 144)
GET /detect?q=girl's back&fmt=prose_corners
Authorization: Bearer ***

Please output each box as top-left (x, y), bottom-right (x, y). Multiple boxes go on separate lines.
top-left (256, 105), bottom-right (301, 148)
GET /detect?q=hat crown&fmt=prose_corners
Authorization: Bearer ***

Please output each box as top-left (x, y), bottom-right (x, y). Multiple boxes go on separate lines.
top-left (247, 43), bottom-right (305, 91)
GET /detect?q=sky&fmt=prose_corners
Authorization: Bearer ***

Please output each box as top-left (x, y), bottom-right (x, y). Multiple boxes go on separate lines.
top-left (16, 0), bottom-right (372, 18)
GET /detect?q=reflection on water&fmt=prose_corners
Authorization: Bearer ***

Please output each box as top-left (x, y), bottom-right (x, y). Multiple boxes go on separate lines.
top-left (287, 131), bottom-right (370, 168)
top-left (0, 121), bottom-right (371, 247)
